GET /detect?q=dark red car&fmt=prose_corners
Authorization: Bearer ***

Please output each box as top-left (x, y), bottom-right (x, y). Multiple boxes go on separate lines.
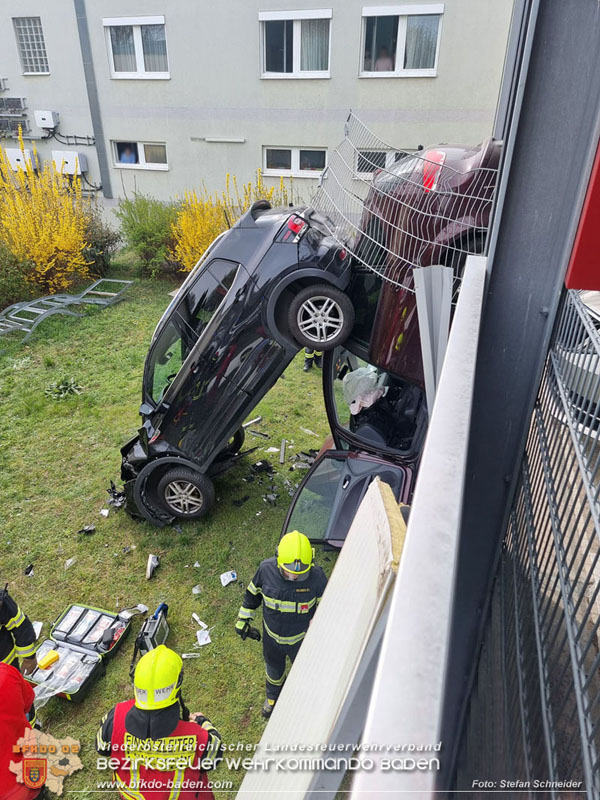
top-left (352, 138), bottom-right (502, 388)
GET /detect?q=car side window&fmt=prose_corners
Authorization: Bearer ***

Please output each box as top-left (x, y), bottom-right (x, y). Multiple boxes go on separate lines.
top-left (175, 260), bottom-right (239, 339)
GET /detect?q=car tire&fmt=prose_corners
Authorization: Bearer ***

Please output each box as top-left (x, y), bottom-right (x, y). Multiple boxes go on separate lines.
top-left (288, 284), bottom-right (355, 351)
top-left (156, 468), bottom-right (215, 520)
top-left (221, 426), bottom-right (245, 455)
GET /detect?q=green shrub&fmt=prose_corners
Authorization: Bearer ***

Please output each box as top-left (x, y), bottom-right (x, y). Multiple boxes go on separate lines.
top-left (114, 193), bottom-right (179, 277)
top-left (85, 208), bottom-right (122, 277)
top-left (0, 242), bottom-right (35, 308)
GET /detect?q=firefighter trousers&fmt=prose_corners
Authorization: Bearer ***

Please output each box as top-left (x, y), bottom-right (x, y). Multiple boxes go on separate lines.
top-left (263, 629), bottom-right (302, 703)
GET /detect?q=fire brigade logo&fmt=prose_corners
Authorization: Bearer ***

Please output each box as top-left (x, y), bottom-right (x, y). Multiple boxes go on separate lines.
top-left (299, 603), bottom-right (309, 612)
top-left (23, 758), bottom-right (47, 789)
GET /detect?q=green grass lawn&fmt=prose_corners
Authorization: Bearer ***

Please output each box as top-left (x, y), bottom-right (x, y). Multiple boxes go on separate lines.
top-left (0, 256), bottom-right (335, 797)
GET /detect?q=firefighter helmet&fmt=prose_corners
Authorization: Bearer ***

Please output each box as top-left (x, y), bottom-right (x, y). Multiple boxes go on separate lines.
top-left (277, 531), bottom-right (314, 577)
top-left (134, 645), bottom-right (183, 710)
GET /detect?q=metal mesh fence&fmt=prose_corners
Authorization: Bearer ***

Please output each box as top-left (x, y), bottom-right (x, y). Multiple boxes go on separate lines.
top-left (454, 290), bottom-right (600, 797)
top-left (311, 112), bottom-right (500, 294)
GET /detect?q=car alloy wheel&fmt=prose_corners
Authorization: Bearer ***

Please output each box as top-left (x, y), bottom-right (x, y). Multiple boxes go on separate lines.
top-left (164, 480), bottom-right (204, 515)
top-left (156, 468), bottom-right (215, 520)
top-left (288, 284), bottom-right (355, 351)
top-left (297, 296), bottom-right (344, 344)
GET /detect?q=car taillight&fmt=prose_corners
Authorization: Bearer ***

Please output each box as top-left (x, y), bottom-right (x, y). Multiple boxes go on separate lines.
top-left (287, 215), bottom-right (307, 235)
top-left (422, 150), bottom-right (446, 193)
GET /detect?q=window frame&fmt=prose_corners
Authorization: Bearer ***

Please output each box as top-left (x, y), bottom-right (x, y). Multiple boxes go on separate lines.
top-left (13, 16), bottom-right (49, 75)
top-left (103, 16), bottom-right (170, 80)
top-left (259, 9), bottom-right (332, 79)
top-left (263, 146), bottom-right (328, 178)
top-left (112, 140), bottom-right (169, 171)
top-left (355, 149), bottom-right (410, 179)
top-left (359, 4), bottom-right (443, 79)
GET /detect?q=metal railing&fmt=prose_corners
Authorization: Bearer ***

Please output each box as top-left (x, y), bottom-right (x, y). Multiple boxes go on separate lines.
top-left (311, 112), bottom-right (499, 296)
top-left (454, 290), bottom-right (600, 797)
top-left (350, 256), bottom-right (488, 796)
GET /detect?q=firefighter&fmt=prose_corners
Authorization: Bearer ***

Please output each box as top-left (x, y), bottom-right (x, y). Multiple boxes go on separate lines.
top-left (96, 645), bottom-right (223, 800)
top-left (0, 663), bottom-right (43, 800)
top-left (0, 586), bottom-right (37, 676)
top-left (303, 348), bottom-right (323, 372)
top-left (236, 530), bottom-right (328, 718)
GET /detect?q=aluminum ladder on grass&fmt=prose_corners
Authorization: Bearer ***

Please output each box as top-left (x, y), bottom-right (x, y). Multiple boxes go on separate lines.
top-left (0, 278), bottom-right (133, 341)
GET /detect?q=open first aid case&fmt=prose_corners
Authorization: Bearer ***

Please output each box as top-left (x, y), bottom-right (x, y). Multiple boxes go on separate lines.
top-left (27, 603), bottom-right (132, 702)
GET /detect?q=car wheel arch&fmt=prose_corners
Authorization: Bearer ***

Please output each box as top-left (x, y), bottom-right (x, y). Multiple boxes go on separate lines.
top-left (267, 268), bottom-right (350, 349)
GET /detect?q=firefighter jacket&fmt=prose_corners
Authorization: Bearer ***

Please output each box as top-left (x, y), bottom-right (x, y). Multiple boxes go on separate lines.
top-left (0, 592), bottom-right (36, 665)
top-left (236, 557), bottom-right (328, 646)
top-left (96, 699), bottom-right (222, 800)
top-left (0, 663), bottom-right (39, 800)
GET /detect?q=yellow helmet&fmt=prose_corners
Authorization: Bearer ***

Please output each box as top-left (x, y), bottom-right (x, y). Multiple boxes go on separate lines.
top-left (134, 645), bottom-right (183, 711)
top-left (277, 531), bottom-right (314, 577)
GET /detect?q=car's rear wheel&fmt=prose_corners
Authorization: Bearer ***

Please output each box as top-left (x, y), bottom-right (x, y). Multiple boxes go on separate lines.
top-left (156, 468), bottom-right (215, 520)
top-left (288, 284), bottom-right (355, 351)
top-left (220, 426), bottom-right (245, 455)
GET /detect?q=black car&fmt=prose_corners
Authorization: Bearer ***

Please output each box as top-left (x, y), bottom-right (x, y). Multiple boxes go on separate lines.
top-left (121, 201), bottom-right (354, 525)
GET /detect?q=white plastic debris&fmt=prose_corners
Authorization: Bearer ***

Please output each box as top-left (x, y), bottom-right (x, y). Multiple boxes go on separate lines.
top-left (182, 653), bottom-right (202, 659)
top-left (192, 584), bottom-right (202, 596)
top-left (32, 621), bottom-right (43, 639)
top-left (100, 508), bottom-right (109, 518)
top-left (220, 570), bottom-right (237, 587)
top-left (192, 613), bottom-right (208, 629)
top-left (300, 427), bottom-right (318, 437)
top-left (64, 558), bottom-right (76, 570)
top-left (196, 629), bottom-right (211, 647)
top-left (264, 447), bottom-right (279, 453)
top-left (193, 561), bottom-right (200, 568)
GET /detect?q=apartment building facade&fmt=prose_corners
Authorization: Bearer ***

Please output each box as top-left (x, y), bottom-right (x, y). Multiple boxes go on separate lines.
top-left (0, 1), bottom-right (513, 202)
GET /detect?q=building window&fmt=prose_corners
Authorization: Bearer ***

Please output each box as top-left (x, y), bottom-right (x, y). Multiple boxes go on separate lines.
top-left (13, 17), bottom-right (49, 74)
top-left (361, 5), bottom-right (443, 77)
top-left (356, 149), bottom-right (411, 177)
top-left (103, 16), bottom-right (169, 79)
top-left (113, 141), bottom-right (168, 170)
top-left (263, 147), bottom-right (327, 177)
top-left (259, 10), bottom-right (332, 78)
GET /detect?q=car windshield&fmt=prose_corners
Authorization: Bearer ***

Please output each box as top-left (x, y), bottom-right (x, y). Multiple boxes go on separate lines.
top-left (284, 454), bottom-right (407, 545)
top-left (145, 259), bottom-right (239, 405)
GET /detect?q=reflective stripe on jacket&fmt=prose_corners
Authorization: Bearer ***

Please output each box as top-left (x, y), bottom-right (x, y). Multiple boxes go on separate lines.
top-left (237, 556), bottom-right (327, 642)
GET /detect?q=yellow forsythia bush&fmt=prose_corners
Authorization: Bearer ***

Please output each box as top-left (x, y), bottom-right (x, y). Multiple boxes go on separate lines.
top-left (170, 171), bottom-right (295, 272)
top-left (0, 132), bottom-right (91, 293)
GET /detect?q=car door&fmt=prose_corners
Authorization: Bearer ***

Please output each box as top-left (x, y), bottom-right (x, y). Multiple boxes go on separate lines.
top-left (281, 451), bottom-right (413, 548)
top-left (322, 345), bottom-right (427, 464)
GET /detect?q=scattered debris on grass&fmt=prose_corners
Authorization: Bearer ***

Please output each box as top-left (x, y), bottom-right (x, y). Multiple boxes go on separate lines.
top-left (77, 524), bottom-right (96, 536)
top-left (220, 570), bottom-right (237, 587)
top-left (193, 561), bottom-right (200, 568)
top-left (232, 495), bottom-right (250, 507)
top-left (100, 508), bottom-right (109, 518)
top-left (44, 377), bottom-right (83, 400)
top-left (264, 447), bottom-right (279, 454)
top-left (192, 584), bottom-right (202, 596)
top-left (24, 564), bottom-right (34, 577)
top-left (146, 554), bottom-right (160, 580)
top-left (249, 429), bottom-right (269, 439)
top-left (196, 629), bottom-right (211, 647)
top-left (107, 481), bottom-right (126, 510)
top-left (64, 557), bottom-right (76, 570)
top-left (280, 439), bottom-right (286, 464)
top-left (243, 416), bottom-right (262, 428)
top-left (252, 460), bottom-right (273, 474)
top-left (300, 427), bottom-right (318, 437)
